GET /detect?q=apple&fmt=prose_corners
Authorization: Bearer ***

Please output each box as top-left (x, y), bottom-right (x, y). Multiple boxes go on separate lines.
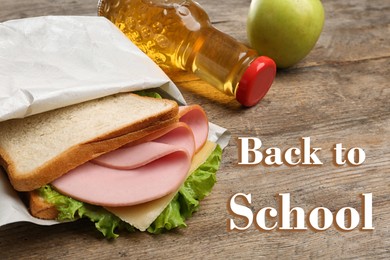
top-left (247, 0), bottom-right (325, 68)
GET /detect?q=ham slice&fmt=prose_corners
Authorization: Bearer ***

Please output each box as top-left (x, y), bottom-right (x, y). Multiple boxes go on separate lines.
top-left (93, 123), bottom-right (195, 170)
top-left (179, 105), bottom-right (209, 152)
top-left (51, 105), bottom-right (209, 207)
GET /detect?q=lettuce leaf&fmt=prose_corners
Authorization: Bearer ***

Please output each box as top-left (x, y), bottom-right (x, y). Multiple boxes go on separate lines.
top-left (38, 145), bottom-right (222, 238)
top-left (134, 90), bottom-right (162, 99)
top-left (38, 186), bottom-right (133, 239)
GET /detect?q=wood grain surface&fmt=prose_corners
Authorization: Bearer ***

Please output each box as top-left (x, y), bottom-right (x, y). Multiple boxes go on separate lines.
top-left (0, 0), bottom-right (389, 259)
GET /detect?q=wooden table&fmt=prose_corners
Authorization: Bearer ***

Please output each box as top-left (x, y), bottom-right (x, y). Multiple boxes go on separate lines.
top-left (1, 0), bottom-right (389, 259)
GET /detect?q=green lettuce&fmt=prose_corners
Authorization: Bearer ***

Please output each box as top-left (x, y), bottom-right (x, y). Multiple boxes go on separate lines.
top-left (38, 186), bottom-right (133, 239)
top-left (134, 90), bottom-right (162, 99)
top-left (38, 145), bottom-right (222, 238)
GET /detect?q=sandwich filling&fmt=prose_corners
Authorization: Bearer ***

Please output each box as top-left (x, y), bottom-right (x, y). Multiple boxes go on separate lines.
top-left (34, 102), bottom-right (222, 238)
top-left (50, 106), bottom-right (207, 207)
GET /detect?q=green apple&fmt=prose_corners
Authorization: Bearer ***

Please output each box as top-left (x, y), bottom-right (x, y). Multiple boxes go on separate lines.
top-left (247, 0), bottom-right (325, 68)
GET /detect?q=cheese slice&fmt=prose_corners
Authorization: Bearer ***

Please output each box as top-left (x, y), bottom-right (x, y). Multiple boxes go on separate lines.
top-left (105, 141), bottom-right (217, 231)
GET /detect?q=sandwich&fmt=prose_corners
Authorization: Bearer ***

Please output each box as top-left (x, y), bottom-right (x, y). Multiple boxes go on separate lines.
top-left (0, 92), bottom-right (222, 238)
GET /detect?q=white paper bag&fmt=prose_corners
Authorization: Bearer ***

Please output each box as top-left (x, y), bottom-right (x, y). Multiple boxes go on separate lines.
top-left (0, 15), bottom-right (186, 122)
top-left (0, 16), bottom-right (230, 227)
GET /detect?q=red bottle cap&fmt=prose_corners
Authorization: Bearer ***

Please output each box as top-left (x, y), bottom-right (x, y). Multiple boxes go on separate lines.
top-left (236, 56), bottom-right (276, 107)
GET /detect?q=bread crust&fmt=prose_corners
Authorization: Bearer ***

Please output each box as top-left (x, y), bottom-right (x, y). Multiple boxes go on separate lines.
top-left (29, 190), bottom-right (58, 220)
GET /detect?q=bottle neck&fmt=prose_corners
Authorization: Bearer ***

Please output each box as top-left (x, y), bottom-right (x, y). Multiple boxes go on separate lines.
top-left (181, 26), bottom-right (258, 96)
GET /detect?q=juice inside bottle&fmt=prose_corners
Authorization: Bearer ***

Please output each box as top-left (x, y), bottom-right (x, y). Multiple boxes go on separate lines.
top-left (98, 0), bottom-right (276, 106)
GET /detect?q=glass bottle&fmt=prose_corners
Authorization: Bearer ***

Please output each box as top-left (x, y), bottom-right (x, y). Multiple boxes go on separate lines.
top-left (98, 0), bottom-right (276, 106)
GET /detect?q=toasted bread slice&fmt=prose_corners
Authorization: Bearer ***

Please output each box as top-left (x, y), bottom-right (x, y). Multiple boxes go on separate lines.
top-left (29, 190), bottom-right (58, 220)
top-left (0, 93), bottom-right (178, 191)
